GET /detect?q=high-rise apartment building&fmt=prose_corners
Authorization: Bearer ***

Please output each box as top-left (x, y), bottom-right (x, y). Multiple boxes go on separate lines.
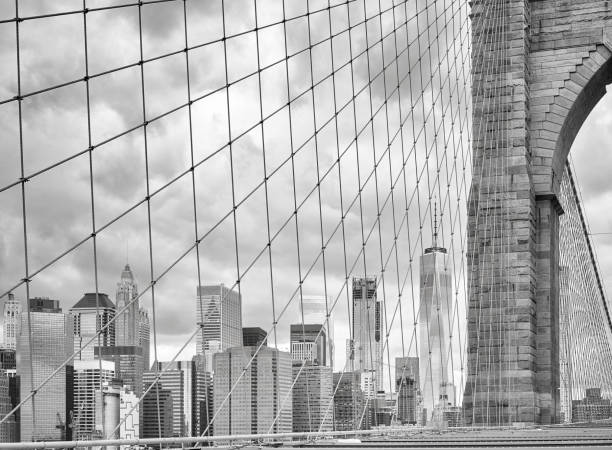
top-left (395, 357), bottom-right (419, 424)
top-left (351, 278), bottom-right (382, 391)
top-left (2, 293), bottom-right (21, 350)
top-left (292, 364), bottom-right (333, 432)
top-left (332, 371), bottom-right (365, 431)
top-left (419, 230), bottom-right (454, 423)
top-left (300, 295), bottom-right (334, 368)
top-left (17, 298), bottom-right (74, 441)
top-left (73, 359), bottom-right (115, 440)
top-left (290, 324), bottom-right (327, 366)
top-left (213, 346), bottom-right (292, 435)
top-left (70, 293), bottom-right (116, 360)
top-left (242, 327), bottom-right (267, 347)
top-left (196, 285), bottom-right (242, 370)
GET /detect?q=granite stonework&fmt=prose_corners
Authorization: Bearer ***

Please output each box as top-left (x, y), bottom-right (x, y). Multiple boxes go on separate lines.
top-left (464, 0), bottom-right (611, 425)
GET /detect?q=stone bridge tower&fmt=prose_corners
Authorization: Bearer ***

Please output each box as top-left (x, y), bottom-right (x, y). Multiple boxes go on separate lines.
top-left (464, 0), bottom-right (612, 425)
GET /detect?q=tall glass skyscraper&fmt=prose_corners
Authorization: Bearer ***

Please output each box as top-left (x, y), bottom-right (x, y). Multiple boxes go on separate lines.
top-left (2, 293), bottom-right (21, 351)
top-left (70, 293), bottom-right (115, 361)
top-left (351, 278), bottom-right (382, 392)
top-left (196, 285), bottom-right (242, 371)
top-left (419, 231), bottom-right (454, 423)
top-left (17, 298), bottom-right (74, 441)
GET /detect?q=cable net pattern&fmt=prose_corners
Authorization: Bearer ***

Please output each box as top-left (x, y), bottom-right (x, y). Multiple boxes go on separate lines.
top-left (0, 0), bottom-right (609, 446)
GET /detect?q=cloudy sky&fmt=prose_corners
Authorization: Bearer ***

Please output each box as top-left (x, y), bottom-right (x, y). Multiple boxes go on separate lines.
top-left (0, 0), bottom-right (609, 399)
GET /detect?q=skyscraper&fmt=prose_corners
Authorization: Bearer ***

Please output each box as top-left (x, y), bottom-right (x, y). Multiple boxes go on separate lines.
top-left (332, 372), bottom-right (365, 431)
top-left (141, 382), bottom-right (174, 438)
top-left (242, 327), bottom-right (267, 347)
top-left (144, 360), bottom-right (198, 436)
top-left (196, 285), bottom-right (242, 370)
top-left (351, 278), bottom-right (382, 391)
top-left (419, 221), bottom-right (454, 423)
top-left (17, 298), bottom-right (74, 441)
top-left (99, 265), bottom-right (148, 395)
top-left (0, 370), bottom-right (16, 443)
top-left (2, 293), bottom-right (21, 351)
top-left (300, 295), bottom-right (334, 368)
top-left (213, 346), bottom-right (292, 435)
top-left (290, 324), bottom-right (327, 366)
top-left (193, 354), bottom-right (213, 436)
top-left (292, 364), bottom-right (333, 432)
top-left (72, 359), bottom-right (115, 440)
top-left (395, 357), bottom-right (419, 424)
top-left (70, 293), bottom-right (116, 361)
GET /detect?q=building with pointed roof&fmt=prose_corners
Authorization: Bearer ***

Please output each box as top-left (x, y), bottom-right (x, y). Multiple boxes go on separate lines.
top-left (70, 293), bottom-right (116, 361)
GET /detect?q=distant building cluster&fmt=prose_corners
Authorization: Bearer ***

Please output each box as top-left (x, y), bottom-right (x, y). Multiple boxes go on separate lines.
top-left (6, 224), bottom-right (609, 445)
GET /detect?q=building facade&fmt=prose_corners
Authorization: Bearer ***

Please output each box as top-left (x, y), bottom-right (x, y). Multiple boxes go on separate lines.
top-left (333, 372), bottom-right (366, 431)
top-left (419, 239), bottom-right (453, 423)
top-left (141, 383), bottom-right (174, 438)
top-left (2, 293), bottom-right (21, 350)
top-left (242, 327), bottom-right (267, 347)
top-left (290, 324), bottom-right (327, 366)
top-left (70, 293), bottom-right (116, 361)
top-left (96, 345), bottom-right (144, 397)
top-left (396, 357), bottom-right (419, 424)
top-left (213, 346), bottom-right (292, 435)
top-left (300, 295), bottom-right (334, 368)
top-left (351, 278), bottom-right (382, 391)
top-left (571, 388), bottom-right (612, 423)
top-left (144, 360), bottom-right (196, 436)
top-left (73, 359), bottom-right (115, 440)
top-left (197, 285), bottom-right (243, 371)
top-left (0, 370), bottom-right (16, 443)
top-left (17, 298), bottom-right (74, 441)
top-left (292, 364), bottom-right (333, 432)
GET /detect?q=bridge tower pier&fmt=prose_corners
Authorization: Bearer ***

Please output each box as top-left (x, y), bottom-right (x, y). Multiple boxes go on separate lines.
top-left (464, 0), bottom-right (612, 425)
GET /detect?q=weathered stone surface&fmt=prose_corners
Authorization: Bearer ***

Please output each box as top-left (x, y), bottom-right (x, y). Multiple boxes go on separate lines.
top-left (464, 0), bottom-right (611, 426)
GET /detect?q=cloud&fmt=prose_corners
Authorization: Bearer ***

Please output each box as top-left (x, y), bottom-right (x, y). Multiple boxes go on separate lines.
top-left (0, 0), bottom-right (473, 396)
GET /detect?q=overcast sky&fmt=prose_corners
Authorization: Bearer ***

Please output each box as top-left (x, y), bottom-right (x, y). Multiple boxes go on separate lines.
top-left (0, 0), bottom-right (609, 397)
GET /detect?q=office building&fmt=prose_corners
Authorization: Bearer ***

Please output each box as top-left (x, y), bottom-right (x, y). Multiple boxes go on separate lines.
top-left (141, 382), bottom-right (174, 438)
top-left (213, 346), bottom-right (292, 435)
top-left (0, 349), bottom-right (17, 441)
top-left (196, 285), bottom-right (243, 370)
top-left (290, 324), bottom-right (326, 366)
top-left (292, 364), bottom-right (333, 432)
top-left (95, 345), bottom-right (144, 396)
top-left (333, 372), bottom-right (366, 431)
top-left (193, 354), bottom-right (213, 436)
top-left (419, 224), bottom-right (454, 422)
top-left (572, 388), bottom-right (612, 422)
top-left (2, 293), bottom-right (21, 350)
top-left (396, 357), bottom-right (419, 424)
top-left (96, 265), bottom-right (148, 396)
top-left (144, 360), bottom-right (197, 436)
top-left (17, 298), bottom-right (74, 441)
top-left (70, 293), bottom-right (116, 360)
top-left (242, 327), bottom-right (267, 347)
top-left (300, 295), bottom-right (334, 368)
top-left (139, 308), bottom-right (150, 371)
top-left (351, 278), bottom-right (382, 391)
top-left (72, 359), bottom-right (115, 440)
top-left (0, 370), bottom-right (16, 443)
